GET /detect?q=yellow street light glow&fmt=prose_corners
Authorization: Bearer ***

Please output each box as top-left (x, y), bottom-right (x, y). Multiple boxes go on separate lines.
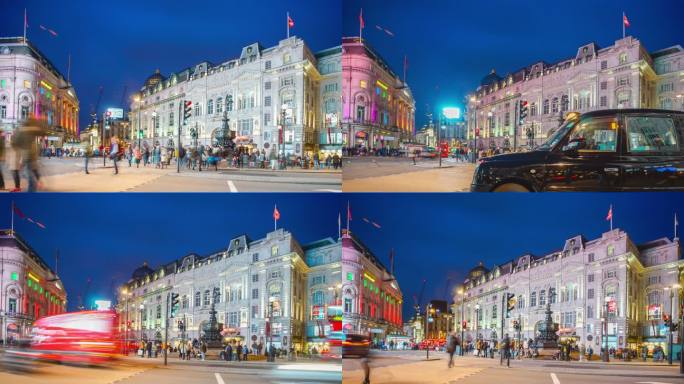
top-left (363, 272), bottom-right (376, 282)
top-left (28, 272), bottom-right (40, 283)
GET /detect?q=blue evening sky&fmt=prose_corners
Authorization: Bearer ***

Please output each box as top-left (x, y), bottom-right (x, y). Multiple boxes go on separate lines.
top-left (346, 193), bottom-right (683, 319)
top-left (3, 194), bottom-right (343, 311)
top-left (343, 0), bottom-right (684, 128)
top-left (2, 0), bottom-right (341, 132)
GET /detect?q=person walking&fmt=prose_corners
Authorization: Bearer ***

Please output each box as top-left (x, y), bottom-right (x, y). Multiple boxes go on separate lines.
top-left (446, 332), bottom-right (457, 368)
top-left (503, 334), bottom-right (511, 367)
top-left (84, 143), bottom-right (93, 174)
top-left (110, 136), bottom-right (120, 175)
top-left (236, 343), bottom-right (243, 362)
top-left (127, 145), bottom-right (133, 167)
top-left (200, 341), bottom-right (207, 361)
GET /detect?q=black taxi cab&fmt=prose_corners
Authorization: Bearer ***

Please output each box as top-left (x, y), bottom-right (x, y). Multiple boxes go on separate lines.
top-left (471, 109), bottom-right (684, 191)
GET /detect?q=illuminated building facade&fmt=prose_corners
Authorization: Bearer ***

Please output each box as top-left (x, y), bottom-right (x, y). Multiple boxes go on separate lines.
top-left (466, 36), bottom-right (684, 150)
top-left (0, 37), bottom-right (80, 146)
top-left (342, 37), bottom-right (415, 150)
top-left (117, 229), bottom-right (341, 352)
top-left (0, 231), bottom-right (67, 342)
top-left (130, 37), bottom-right (342, 157)
top-left (452, 229), bottom-right (683, 354)
top-left (342, 230), bottom-right (403, 343)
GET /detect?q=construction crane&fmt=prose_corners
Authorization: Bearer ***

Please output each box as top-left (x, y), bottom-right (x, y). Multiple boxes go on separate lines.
top-left (90, 86), bottom-right (104, 126)
top-left (414, 279), bottom-right (427, 314)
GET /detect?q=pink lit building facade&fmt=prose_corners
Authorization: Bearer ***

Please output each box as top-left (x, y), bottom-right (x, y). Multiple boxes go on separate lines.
top-left (467, 36), bottom-right (684, 150)
top-left (342, 230), bottom-right (403, 343)
top-left (342, 37), bottom-right (415, 150)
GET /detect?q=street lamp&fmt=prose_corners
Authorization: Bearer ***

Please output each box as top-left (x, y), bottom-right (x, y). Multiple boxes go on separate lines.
top-left (666, 284), bottom-right (681, 365)
top-left (133, 95), bottom-right (142, 149)
top-left (457, 288), bottom-right (466, 356)
top-left (475, 303), bottom-right (481, 344)
top-left (425, 303), bottom-right (432, 360)
top-left (603, 296), bottom-right (610, 362)
top-left (139, 303), bottom-right (145, 350)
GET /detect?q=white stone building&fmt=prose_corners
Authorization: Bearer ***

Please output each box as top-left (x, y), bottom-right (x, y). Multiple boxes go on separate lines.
top-left (452, 228), bottom-right (683, 355)
top-left (117, 229), bottom-right (341, 352)
top-left (0, 230), bottom-right (67, 343)
top-left (129, 37), bottom-right (341, 157)
top-left (466, 36), bottom-right (684, 150)
top-left (0, 37), bottom-right (79, 146)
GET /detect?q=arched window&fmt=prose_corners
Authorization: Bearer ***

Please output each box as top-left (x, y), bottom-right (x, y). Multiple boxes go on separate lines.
top-left (226, 95), bottom-right (233, 111)
top-left (312, 290), bottom-right (325, 306)
top-left (530, 291), bottom-right (537, 307)
top-left (203, 290), bottom-right (210, 306)
top-left (551, 98), bottom-right (559, 113)
top-left (194, 291), bottom-right (201, 307)
top-left (539, 289), bottom-right (546, 306)
top-left (619, 53), bottom-right (627, 64)
top-left (560, 95), bottom-right (569, 112)
top-left (216, 97), bottom-right (223, 113)
top-left (207, 99), bottom-right (214, 115)
top-left (542, 99), bottom-right (549, 115)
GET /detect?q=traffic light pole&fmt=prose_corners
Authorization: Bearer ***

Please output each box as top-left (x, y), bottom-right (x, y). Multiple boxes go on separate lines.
top-left (164, 292), bottom-right (169, 366)
top-left (500, 294), bottom-right (505, 365)
top-left (513, 101), bottom-right (518, 152)
top-left (177, 101), bottom-right (182, 173)
top-left (668, 290), bottom-right (674, 365)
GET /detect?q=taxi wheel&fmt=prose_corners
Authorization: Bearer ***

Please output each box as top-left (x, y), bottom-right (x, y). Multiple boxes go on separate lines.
top-left (492, 183), bottom-right (530, 192)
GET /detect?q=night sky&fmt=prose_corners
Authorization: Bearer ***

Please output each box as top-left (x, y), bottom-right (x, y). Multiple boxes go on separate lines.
top-left (2, 0), bottom-right (341, 132)
top-left (343, 0), bottom-right (684, 129)
top-left (346, 193), bottom-right (684, 320)
top-left (2, 194), bottom-right (343, 311)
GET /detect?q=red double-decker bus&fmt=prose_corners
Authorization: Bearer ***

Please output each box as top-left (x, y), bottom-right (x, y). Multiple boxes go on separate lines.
top-left (9, 310), bottom-right (123, 364)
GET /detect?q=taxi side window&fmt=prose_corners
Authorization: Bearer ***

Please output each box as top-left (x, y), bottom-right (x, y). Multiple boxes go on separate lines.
top-left (626, 116), bottom-right (680, 154)
top-left (566, 117), bottom-right (617, 152)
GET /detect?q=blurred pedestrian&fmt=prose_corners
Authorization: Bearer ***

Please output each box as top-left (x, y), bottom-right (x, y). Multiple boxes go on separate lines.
top-left (110, 136), bottom-right (120, 175)
top-left (84, 143), bottom-right (93, 174)
top-left (446, 332), bottom-right (457, 368)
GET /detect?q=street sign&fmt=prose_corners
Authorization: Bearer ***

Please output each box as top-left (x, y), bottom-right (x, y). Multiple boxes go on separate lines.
top-left (106, 108), bottom-right (124, 119)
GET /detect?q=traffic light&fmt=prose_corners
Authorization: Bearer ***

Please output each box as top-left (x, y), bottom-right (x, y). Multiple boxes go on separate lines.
top-left (506, 293), bottom-right (517, 317)
top-left (462, 320), bottom-right (467, 329)
top-left (518, 100), bottom-right (529, 125)
top-left (170, 293), bottom-right (180, 318)
top-left (512, 319), bottom-right (520, 331)
top-left (663, 314), bottom-right (671, 328)
top-left (178, 320), bottom-right (185, 332)
top-left (183, 100), bottom-right (192, 124)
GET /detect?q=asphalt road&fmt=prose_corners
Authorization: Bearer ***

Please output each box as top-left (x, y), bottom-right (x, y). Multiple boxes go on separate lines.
top-left (13, 157), bottom-right (341, 192)
top-left (343, 350), bottom-right (683, 384)
top-left (342, 157), bottom-right (476, 192)
top-left (0, 353), bottom-right (341, 384)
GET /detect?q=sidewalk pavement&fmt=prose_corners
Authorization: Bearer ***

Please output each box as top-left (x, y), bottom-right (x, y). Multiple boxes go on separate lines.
top-left (343, 359), bottom-right (482, 384)
top-left (118, 354), bottom-right (340, 370)
top-left (342, 164), bottom-right (476, 192)
top-left (18, 164), bottom-right (340, 192)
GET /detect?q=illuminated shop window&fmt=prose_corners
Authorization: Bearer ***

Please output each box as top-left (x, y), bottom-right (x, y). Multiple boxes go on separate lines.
top-left (359, 80), bottom-right (367, 89)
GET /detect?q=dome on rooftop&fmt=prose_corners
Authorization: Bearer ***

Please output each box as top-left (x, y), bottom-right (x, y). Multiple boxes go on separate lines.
top-left (132, 262), bottom-right (153, 280)
top-left (144, 69), bottom-right (166, 89)
top-left (480, 69), bottom-right (502, 87)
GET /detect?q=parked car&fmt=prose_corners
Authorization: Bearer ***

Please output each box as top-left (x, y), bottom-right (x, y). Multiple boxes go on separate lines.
top-left (471, 109), bottom-right (684, 191)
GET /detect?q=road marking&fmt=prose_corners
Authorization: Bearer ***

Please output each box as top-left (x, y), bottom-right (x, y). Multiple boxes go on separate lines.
top-left (636, 382), bottom-right (676, 384)
top-left (227, 180), bottom-right (238, 192)
top-left (550, 373), bottom-right (560, 384)
top-left (214, 372), bottom-right (226, 384)
top-left (314, 189), bottom-right (342, 193)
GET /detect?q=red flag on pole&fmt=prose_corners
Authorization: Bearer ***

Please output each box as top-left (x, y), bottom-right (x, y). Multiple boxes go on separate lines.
top-left (273, 206), bottom-right (281, 221)
top-left (13, 204), bottom-right (25, 219)
top-left (623, 13), bottom-right (630, 28)
top-left (606, 206), bottom-right (612, 221)
top-left (288, 15), bottom-right (294, 28)
top-left (359, 9), bottom-right (365, 29)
